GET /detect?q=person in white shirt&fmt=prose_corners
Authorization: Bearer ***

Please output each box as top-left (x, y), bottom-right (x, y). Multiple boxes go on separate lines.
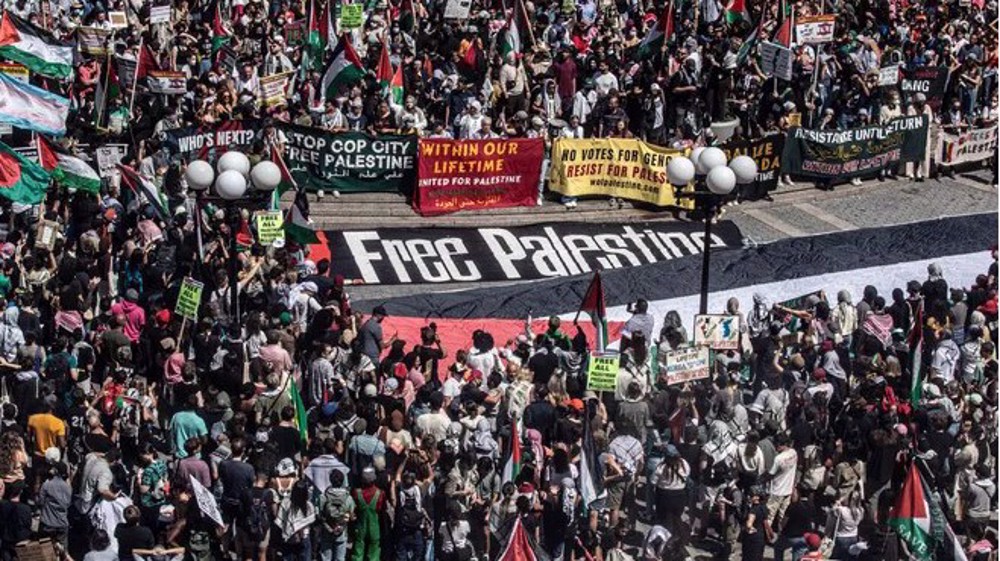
top-left (456, 101), bottom-right (486, 139)
top-left (593, 61), bottom-right (619, 98)
top-left (767, 434), bottom-right (799, 528)
top-left (651, 445), bottom-right (689, 539)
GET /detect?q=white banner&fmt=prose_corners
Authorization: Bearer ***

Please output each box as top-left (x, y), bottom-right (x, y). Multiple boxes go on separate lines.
top-left (189, 475), bottom-right (225, 528)
top-left (937, 126), bottom-right (998, 167)
top-left (662, 346), bottom-right (710, 386)
top-left (444, 0), bottom-right (472, 19)
top-left (878, 65), bottom-right (900, 86)
top-left (96, 144), bottom-right (128, 178)
top-left (149, 5), bottom-right (171, 23)
top-left (795, 15), bottom-right (836, 44)
top-left (760, 42), bottom-right (793, 81)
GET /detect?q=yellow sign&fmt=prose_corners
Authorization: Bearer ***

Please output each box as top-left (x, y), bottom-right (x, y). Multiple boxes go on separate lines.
top-left (549, 138), bottom-right (685, 207)
top-left (255, 210), bottom-right (284, 245)
top-left (0, 63), bottom-right (28, 82)
top-left (586, 352), bottom-right (620, 392)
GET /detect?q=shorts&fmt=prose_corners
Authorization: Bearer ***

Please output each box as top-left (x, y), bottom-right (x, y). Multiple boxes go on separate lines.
top-left (607, 481), bottom-right (629, 510)
top-left (237, 527), bottom-right (270, 551)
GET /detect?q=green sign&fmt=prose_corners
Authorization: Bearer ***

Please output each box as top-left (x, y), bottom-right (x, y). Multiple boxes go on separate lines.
top-left (586, 352), bottom-right (620, 392)
top-left (256, 210), bottom-right (284, 245)
top-left (341, 4), bottom-right (363, 28)
top-left (278, 124), bottom-right (417, 194)
top-left (176, 277), bottom-right (204, 320)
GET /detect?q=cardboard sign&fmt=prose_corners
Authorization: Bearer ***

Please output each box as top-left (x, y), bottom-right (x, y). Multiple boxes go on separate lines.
top-left (149, 5), bottom-right (171, 24)
top-left (341, 4), bottom-right (364, 28)
top-left (444, 0), bottom-right (472, 19)
top-left (586, 352), bottom-right (620, 392)
top-left (255, 211), bottom-right (285, 244)
top-left (175, 277), bottom-right (204, 320)
top-left (693, 314), bottom-right (741, 350)
top-left (95, 144), bottom-right (128, 178)
top-left (760, 41), bottom-right (793, 81)
top-left (108, 11), bottom-right (128, 28)
top-left (795, 15), bottom-right (836, 44)
top-left (36, 220), bottom-right (59, 250)
top-left (878, 65), bottom-right (900, 86)
top-left (0, 63), bottom-right (28, 82)
top-left (663, 347), bottom-right (711, 386)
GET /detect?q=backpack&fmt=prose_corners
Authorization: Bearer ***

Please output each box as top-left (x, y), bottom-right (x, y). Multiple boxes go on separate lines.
top-left (45, 353), bottom-right (71, 381)
top-left (397, 494), bottom-right (424, 532)
top-left (321, 487), bottom-right (352, 536)
top-left (244, 488), bottom-right (273, 539)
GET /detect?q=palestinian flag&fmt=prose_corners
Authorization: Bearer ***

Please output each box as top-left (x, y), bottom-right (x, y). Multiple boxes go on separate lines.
top-left (889, 462), bottom-right (968, 561)
top-left (578, 271), bottom-right (608, 352)
top-left (321, 35), bottom-right (365, 99)
top-left (774, 9), bottom-right (794, 47)
top-left (117, 164), bottom-right (169, 220)
top-left (501, 416), bottom-right (522, 484)
top-left (0, 13), bottom-right (73, 80)
top-left (399, 0), bottom-right (416, 33)
top-left (724, 0), bottom-right (750, 25)
top-left (286, 189), bottom-right (319, 244)
top-left (579, 396), bottom-right (605, 510)
top-left (211, 1), bottom-right (230, 52)
top-left (289, 378), bottom-right (309, 444)
top-left (306, 0), bottom-right (330, 70)
top-left (497, 517), bottom-right (549, 561)
top-left (637, 0), bottom-right (675, 58)
top-left (909, 305), bottom-right (924, 407)
top-left (499, 0), bottom-right (528, 58)
top-left (735, 16), bottom-right (764, 64)
top-left (137, 44), bottom-right (160, 79)
top-left (270, 144), bottom-right (297, 199)
top-left (0, 140), bottom-right (50, 205)
top-left (376, 41), bottom-right (393, 91)
top-left (36, 135), bottom-right (101, 194)
top-left (389, 64), bottom-right (404, 105)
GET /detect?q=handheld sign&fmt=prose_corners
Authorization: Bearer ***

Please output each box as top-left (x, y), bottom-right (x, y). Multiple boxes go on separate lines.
top-left (255, 211), bottom-right (285, 245)
top-left (175, 277), bottom-right (204, 320)
top-left (586, 352), bottom-right (620, 392)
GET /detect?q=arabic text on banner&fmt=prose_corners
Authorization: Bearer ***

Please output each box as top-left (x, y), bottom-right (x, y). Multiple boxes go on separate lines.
top-left (279, 123), bottom-right (417, 194)
top-left (414, 138), bottom-right (543, 216)
top-left (548, 138), bottom-right (684, 207)
top-left (781, 116), bottom-right (928, 179)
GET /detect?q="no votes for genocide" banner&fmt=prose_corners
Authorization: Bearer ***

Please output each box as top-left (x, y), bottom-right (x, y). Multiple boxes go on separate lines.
top-left (327, 220), bottom-right (743, 284)
top-left (414, 138), bottom-right (543, 216)
top-left (548, 138), bottom-right (685, 207)
top-left (279, 124), bottom-right (417, 193)
top-left (937, 126), bottom-right (998, 167)
top-left (161, 119), bottom-right (262, 160)
top-left (782, 116), bottom-right (928, 179)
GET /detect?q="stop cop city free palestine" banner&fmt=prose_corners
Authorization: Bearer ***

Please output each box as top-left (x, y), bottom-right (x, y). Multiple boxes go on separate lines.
top-left (781, 116), bottom-right (928, 179)
top-left (327, 221), bottom-right (743, 284)
top-left (414, 138), bottom-right (543, 216)
top-left (279, 123), bottom-right (417, 193)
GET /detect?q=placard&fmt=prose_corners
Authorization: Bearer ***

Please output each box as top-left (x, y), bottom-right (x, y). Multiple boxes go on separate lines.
top-left (77, 27), bottom-right (111, 56)
top-left (0, 63), bottom-right (29, 82)
top-left (189, 475), bottom-right (225, 528)
top-left (693, 314), bottom-right (740, 350)
top-left (586, 352), bottom-right (620, 392)
top-left (341, 4), bottom-right (363, 28)
top-left (108, 11), bottom-right (128, 28)
top-left (663, 347), bottom-right (710, 385)
top-left (255, 211), bottom-right (285, 244)
top-left (175, 277), bottom-right (204, 320)
top-left (444, 0), bottom-right (472, 19)
top-left (217, 45), bottom-right (238, 72)
top-left (95, 144), bottom-right (128, 177)
top-left (36, 220), bottom-right (59, 250)
top-left (414, 138), bottom-right (543, 216)
top-left (117, 56), bottom-right (137, 90)
top-left (760, 41), bottom-right (793, 81)
top-left (900, 67), bottom-right (948, 108)
top-left (147, 71), bottom-right (187, 94)
top-left (878, 65), bottom-right (900, 87)
top-left (260, 72), bottom-right (292, 108)
top-left (149, 5), bottom-right (171, 23)
top-left (795, 15), bottom-right (836, 44)
top-left (283, 19), bottom-right (305, 44)
top-left (938, 126), bottom-right (998, 167)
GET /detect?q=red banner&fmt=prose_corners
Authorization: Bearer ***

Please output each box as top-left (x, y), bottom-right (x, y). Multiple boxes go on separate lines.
top-left (414, 138), bottom-right (544, 216)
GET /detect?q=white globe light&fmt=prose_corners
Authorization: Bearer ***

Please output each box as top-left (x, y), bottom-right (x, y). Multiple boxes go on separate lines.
top-left (698, 147), bottom-right (728, 173)
top-left (217, 151), bottom-right (251, 176)
top-left (690, 147), bottom-right (707, 174)
top-left (706, 165), bottom-right (737, 195)
top-left (185, 160), bottom-right (214, 192)
top-left (215, 170), bottom-right (248, 200)
top-left (250, 161), bottom-right (281, 192)
top-left (729, 155), bottom-right (758, 185)
top-left (666, 156), bottom-right (696, 186)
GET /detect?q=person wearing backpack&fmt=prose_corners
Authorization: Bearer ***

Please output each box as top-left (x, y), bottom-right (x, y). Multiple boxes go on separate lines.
top-left (395, 471), bottom-right (428, 561)
top-left (350, 467), bottom-right (384, 561)
top-left (238, 469), bottom-right (274, 561)
top-left (318, 470), bottom-right (354, 561)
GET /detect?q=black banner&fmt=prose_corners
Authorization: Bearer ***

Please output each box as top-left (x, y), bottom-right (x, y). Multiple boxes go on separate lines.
top-left (900, 66), bottom-right (948, 108)
top-left (161, 119), bottom-right (263, 161)
top-left (781, 116), bottom-right (928, 179)
top-left (328, 221), bottom-right (743, 284)
top-left (721, 133), bottom-right (785, 198)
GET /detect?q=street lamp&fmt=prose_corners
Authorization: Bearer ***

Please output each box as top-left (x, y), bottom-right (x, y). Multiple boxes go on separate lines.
top-left (185, 152), bottom-right (281, 324)
top-left (667, 149), bottom-right (757, 314)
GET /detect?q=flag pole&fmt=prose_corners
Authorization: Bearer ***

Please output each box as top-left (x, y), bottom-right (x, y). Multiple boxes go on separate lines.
top-left (128, 36), bottom-right (143, 120)
top-left (96, 49), bottom-right (112, 129)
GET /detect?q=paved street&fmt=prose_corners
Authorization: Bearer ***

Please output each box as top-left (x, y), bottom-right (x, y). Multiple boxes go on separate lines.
top-left (339, 168), bottom-right (997, 302)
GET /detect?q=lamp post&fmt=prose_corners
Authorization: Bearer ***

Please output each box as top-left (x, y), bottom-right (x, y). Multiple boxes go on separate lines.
top-left (184, 153), bottom-right (282, 324)
top-left (666, 147), bottom-right (758, 314)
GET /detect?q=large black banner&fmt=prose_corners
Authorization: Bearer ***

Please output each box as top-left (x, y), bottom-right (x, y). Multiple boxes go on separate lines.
top-left (781, 116), bottom-right (928, 179)
top-left (329, 221), bottom-right (743, 284)
top-left (161, 119), bottom-right (263, 160)
top-left (722, 133), bottom-right (785, 198)
top-left (900, 66), bottom-right (949, 108)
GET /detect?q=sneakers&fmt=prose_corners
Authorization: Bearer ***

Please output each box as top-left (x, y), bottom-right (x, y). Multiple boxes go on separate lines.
top-left (851, 177), bottom-right (862, 186)
top-left (317, 190), bottom-right (325, 199)
top-left (332, 190), bottom-right (341, 198)
top-left (564, 199), bottom-right (578, 209)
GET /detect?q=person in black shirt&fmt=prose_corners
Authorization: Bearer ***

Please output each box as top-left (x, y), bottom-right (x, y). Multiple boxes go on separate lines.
top-left (218, 438), bottom-right (255, 522)
top-left (527, 338), bottom-right (559, 387)
top-left (740, 487), bottom-right (770, 561)
top-left (773, 488), bottom-right (817, 561)
top-left (523, 388), bottom-right (556, 442)
top-left (268, 406), bottom-right (305, 462)
top-left (116, 506), bottom-right (155, 561)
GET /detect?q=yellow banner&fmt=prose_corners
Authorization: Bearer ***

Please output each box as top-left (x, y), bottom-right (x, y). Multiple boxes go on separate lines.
top-left (549, 138), bottom-right (686, 207)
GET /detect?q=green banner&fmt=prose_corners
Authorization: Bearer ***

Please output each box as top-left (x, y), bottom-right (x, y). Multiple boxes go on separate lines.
top-left (781, 116), bottom-right (928, 179)
top-left (279, 124), bottom-right (417, 194)
top-left (176, 277), bottom-right (204, 320)
top-left (586, 352), bottom-right (620, 392)
top-left (341, 4), bottom-right (363, 28)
